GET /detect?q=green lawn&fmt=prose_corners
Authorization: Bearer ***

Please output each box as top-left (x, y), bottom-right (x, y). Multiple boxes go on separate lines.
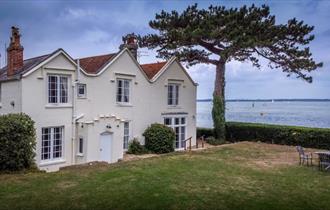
top-left (1, 142), bottom-right (329, 210)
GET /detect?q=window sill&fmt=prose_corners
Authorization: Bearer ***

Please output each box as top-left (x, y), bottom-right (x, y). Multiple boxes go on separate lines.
top-left (39, 159), bottom-right (66, 167)
top-left (45, 104), bottom-right (73, 109)
top-left (76, 153), bottom-right (84, 157)
top-left (116, 103), bottom-right (133, 107)
top-left (168, 105), bottom-right (181, 109)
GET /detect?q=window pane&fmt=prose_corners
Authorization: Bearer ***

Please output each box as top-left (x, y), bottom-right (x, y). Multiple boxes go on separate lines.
top-left (53, 127), bottom-right (62, 159)
top-left (164, 118), bottom-right (171, 125)
top-left (123, 122), bottom-right (129, 149)
top-left (124, 86), bottom-right (129, 103)
top-left (168, 85), bottom-right (173, 105)
top-left (79, 138), bottom-right (83, 154)
top-left (48, 76), bottom-right (58, 103)
top-left (78, 84), bottom-right (86, 97)
top-left (41, 128), bottom-right (51, 160)
top-left (175, 85), bottom-right (179, 105)
top-left (60, 77), bottom-right (68, 103)
top-left (175, 127), bottom-right (180, 148)
top-left (181, 126), bottom-right (185, 141)
top-left (181, 118), bottom-right (185, 125)
top-left (175, 118), bottom-right (180, 125)
top-left (117, 80), bottom-right (123, 102)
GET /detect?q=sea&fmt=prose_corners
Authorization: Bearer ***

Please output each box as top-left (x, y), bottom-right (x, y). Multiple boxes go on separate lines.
top-left (197, 100), bottom-right (330, 129)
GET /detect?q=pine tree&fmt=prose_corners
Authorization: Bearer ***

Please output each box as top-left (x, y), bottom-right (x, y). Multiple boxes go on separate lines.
top-left (139, 4), bottom-right (322, 140)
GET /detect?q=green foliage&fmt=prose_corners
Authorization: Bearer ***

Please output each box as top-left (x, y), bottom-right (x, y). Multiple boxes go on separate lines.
top-left (212, 95), bottom-right (225, 141)
top-left (140, 4), bottom-right (322, 81)
top-left (127, 138), bottom-right (148, 155)
top-left (0, 113), bottom-right (36, 171)
top-left (205, 136), bottom-right (226, 145)
top-left (196, 127), bottom-right (214, 138)
top-left (143, 123), bottom-right (175, 154)
top-left (226, 122), bottom-right (330, 150)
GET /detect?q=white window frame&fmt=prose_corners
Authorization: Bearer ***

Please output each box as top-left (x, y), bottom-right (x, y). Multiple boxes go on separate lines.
top-left (164, 117), bottom-right (186, 149)
top-left (77, 83), bottom-right (87, 98)
top-left (123, 122), bottom-right (130, 150)
top-left (41, 126), bottom-right (64, 162)
top-left (116, 78), bottom-right (131, 104)
top-left (168, 83), bottom-right (179, 106)
top-left (78, 136), bottom-right (84, 155)
top-left (47, 75), bottom-right (69, 104)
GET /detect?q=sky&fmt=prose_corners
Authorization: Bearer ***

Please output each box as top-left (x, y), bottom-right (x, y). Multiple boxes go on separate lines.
top-left (0, 0), bottom-right (329, 99)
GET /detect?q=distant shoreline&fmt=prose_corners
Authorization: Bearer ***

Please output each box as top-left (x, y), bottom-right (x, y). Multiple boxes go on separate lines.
top-left (197, 99), bottom-right (330, 102)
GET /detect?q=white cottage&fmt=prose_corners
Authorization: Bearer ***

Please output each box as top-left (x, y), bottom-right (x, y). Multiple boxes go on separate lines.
top-left (0, 27), bottom-right (197, 172)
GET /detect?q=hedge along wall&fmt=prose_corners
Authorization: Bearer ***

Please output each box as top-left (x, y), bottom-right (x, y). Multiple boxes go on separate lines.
top-left (197, 122), bottom-right (330, 150)
top-left (0, 113), bottom-right (36, 171)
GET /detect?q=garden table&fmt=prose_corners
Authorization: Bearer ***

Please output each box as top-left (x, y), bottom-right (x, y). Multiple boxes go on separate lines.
top-left (314, 152), bottom-right (330, 171)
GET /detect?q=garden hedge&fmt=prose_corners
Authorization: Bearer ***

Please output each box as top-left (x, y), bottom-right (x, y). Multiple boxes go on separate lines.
top-left (197, 122), bottom-right (330, 150)
top-left (0, 113), bottom-right (36, 171)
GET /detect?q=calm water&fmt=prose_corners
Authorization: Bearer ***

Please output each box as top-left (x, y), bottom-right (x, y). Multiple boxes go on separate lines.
top-left (197, 101), bottom-right (330, 128)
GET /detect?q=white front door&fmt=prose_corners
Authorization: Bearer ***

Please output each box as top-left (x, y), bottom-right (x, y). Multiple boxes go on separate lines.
top-left (99, 132), bottom-right (112, 162)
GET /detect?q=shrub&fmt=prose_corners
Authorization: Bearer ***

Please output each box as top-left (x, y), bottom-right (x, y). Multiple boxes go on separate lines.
top-left (226, 122), bottom-right (330, 150)
top-left (0, 113), bottom-right (36, 171)
top-left (212, 95), bottom-right (226, 141)
top-left (143, 123), bottom-right (175, 154)
top-left (127, 138), bottom-right (147, 155)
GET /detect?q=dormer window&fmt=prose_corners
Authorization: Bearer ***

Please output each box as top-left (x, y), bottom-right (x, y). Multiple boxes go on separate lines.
top-left (77, 83), bottom-right (87, 98)
top-left (168, 83), bottom-right (179, 106)
top-left (48, 75), bottom-right (68, 104)
top-left (116, 79), bottom-right (130, 103)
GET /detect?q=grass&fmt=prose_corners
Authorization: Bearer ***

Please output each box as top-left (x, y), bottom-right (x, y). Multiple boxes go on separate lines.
top-left (1, 142), bottom-right (330, 210)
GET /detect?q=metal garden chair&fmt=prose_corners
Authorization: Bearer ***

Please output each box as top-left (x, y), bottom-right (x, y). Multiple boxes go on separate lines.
top-left (296, 146), bottom-right (313, 166)
top-left (317, 152), bottom-right (330, 171)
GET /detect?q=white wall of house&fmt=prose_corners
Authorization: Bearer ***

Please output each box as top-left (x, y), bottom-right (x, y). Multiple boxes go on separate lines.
top-left (0, 49), bottom-right (197, 172)
top-left (0, 80), bottom-right (22, 114)
top-left (151, 61), bottom-right (197, 146)
top-left (21, 53), bottom-right (77, 172)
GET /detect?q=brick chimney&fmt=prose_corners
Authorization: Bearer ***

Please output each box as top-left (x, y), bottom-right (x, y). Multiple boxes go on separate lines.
top-left (119, 33), bottom-right (138, 59)
top-left (7, 26), bottom-right (24, 76)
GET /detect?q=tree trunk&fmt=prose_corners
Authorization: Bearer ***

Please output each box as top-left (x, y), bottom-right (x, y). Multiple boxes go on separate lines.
top-left (214, 61), bottom-right (226, 98)
top-left (212, 61), bottom-right (226, 141)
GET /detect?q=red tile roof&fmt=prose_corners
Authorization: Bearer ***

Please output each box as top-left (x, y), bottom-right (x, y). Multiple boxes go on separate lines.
top-left (0, 50), bottom-right (169, 81)
top-left (78, 53), bottom-right (117, 74)
top-left (140, 62), bottom-right (167, 79)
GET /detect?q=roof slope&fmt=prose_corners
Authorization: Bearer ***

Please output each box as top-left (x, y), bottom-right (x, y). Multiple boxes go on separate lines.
top-left (140, 62), bottom-right (167, 80)
top-left (0, 49), bottom-right (182, 82)
top-left (78, 53), bottom-right (117, 74)
top-left (0, 54), bottom-right (50, 81)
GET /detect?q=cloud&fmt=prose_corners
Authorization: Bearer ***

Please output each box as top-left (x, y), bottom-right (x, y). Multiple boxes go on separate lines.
top-left (0, 0), bottom-right (328, 99)
top-left (59, 8), bottom-right (98, 20)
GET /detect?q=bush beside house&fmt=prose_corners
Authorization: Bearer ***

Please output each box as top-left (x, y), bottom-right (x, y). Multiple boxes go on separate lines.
top-left (0, 113), bottom-right (36, 171)
top-left (143, 123), bottom-right (175, 154)
top-left (127, 138), bottom-right (148, 155)
top-left (197, 122), bottom-right (330, 150)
